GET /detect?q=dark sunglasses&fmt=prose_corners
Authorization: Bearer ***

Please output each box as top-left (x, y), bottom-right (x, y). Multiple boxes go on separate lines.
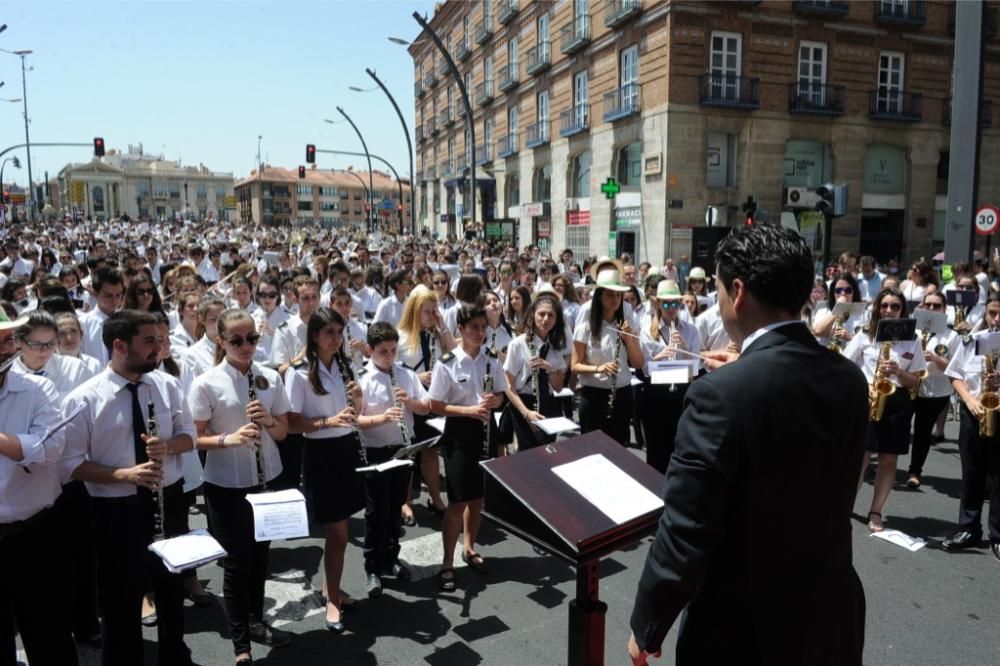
top-left (136, 288), bottom-right (156, 296)
top-left (227, 333), bottom-right (261, 348)
top-left (880, 302), bottom-right (902, 312)
top-left (922, 302), bottom-right (944, 310)
top-left (834, 287), bottom-right (853, 295)
top-left (257, 291), bottom-right (279, 299)
top-left (432, 280), bottom-right (448, 286)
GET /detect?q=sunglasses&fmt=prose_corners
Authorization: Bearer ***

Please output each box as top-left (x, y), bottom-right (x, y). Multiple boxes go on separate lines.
top-left (834, 287), bottom-right (853, 295)
top-left (661, 301), bottom-right (683, 310)
top-left (136, 288), bottom-right (156, 296)
top-left (880, 302), bottom-right (903, 312)
top-left (258, 291), bottom-right (279, 299)
top-left (433, 280), bottom-right (448, 286)
top-left (227, 333), bottom-right (261, 348)
top-left (21, 339), bottom-right (58, 351)
top-left (923, 302), bottom-right (944, 310)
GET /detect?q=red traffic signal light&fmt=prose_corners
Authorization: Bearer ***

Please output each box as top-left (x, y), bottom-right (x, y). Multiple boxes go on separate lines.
top-left (298, 165), bottom-right (306, 179)
top-left (746, 214), bottom-right (754, 226)
top-left (93, 137), bottom-right (105, 157)
top-left (305, 144), bottom-right (316, 164)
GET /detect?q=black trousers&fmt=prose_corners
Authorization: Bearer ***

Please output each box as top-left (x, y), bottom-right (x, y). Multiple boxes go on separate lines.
top-left (0, 508), bottom-right (79, 666)
top-left (640, 382), bottom-right (689, 475)
top-left (204, 482), bottom-right (271, 656)
top-left (957, 406), bottom-right (1000, 541)
top-left (91, 481), bottom-right (190, 666)
top-left (53, 479), bottom-right (101, 640)
top-left (908, 396), bottom-right (950, 477)
top-left (363, 446), bottom-right (409, 574)
top-left (579, 385), bottom-right (632, 446)
top-left (269, 432), bottom-right (304, 491)
top-left (510, 393), bottom-right (561, 451)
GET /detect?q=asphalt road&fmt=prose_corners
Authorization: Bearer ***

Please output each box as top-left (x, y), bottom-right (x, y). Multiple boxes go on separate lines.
top-left (18, 415), bottom-right (999, 666)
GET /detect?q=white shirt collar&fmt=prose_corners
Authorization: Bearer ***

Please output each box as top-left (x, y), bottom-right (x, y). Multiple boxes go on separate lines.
top-left (740, 320), bottom-right (801, 353)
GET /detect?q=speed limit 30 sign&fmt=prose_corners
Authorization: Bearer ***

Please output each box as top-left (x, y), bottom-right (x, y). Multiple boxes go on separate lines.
top-left (975, 204), bottom-right (1000, 236)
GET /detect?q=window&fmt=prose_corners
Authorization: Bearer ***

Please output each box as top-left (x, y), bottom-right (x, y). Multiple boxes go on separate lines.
top-left (508, 106), bottom-right (518, 137)
top-left (465, 72), bottom-right (472, 100)
top-left (798, 41), bottom-right (827, 105)
top-left (463, 16), bottom-right (471, 47)
top-left (506, 174), bottom-right (520, 207)
top-left (169, 182), bottom-right (181, 198)
top-left (136, 181), bottom-right (150, 197)
top-left (297, 201), bottom-right (312, 212)
top-left (485, 54), bottom-right (494, 92)
top-left (484, 117), bottom-right (494, 153)
top-left (707, 131), bottom-right (738, 189)
top-left (710, 31), bottom-right (742, 100)
top-left (196, 183), bottom-right (207, 199)
top-left (877, 51), bottom-right (905, 113)
top-left (484, 0), bottom-right (493, 22)
top-left (538, 11), bottom-right (550, 44)
top-left (570, 151), bottom-right (591, 197)
top-left (616, 143), bottom-right (642, 190)
top-left (297, 185), bottom-right (312, 196)
top-left (320, 186), bottom-right (338, 197)
top-left (321, 201), bottom-right (338, 212)
top-left (620, 45), bottom-right (638, 108)
top-left (533, 165), bottom-right (551, 202)
top-left (573, 70), bottom-right (589, 127)
top-left (153, 180), bottom-right (168, 198)
top-left (508, 36), bottom-right (518, 72)
top-left (538, 89), bottom-right (550, 139)
top-left (215, 185), bottom-right (226, 200)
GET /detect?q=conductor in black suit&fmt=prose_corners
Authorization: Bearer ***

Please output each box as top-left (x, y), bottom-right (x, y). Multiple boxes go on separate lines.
top-left (627, 225), bottom-right (867, 665)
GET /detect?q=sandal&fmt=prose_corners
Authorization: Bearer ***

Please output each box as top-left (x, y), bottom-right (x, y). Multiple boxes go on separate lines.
top-left (867, 511), bottom-right (885, 533)
top-left (461, 551), bottom-right (490, 574)
top-left (438, 568), bottom-right (456, 592)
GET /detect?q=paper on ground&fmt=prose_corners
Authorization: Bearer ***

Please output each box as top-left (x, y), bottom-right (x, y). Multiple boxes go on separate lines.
top-left (551, 453), bottom-right (663, 524)
top-left (357, 458), bottom-right (413, 474)
top-left (553, 387), bottom-right (575, 398)
top-left (246, 489), bottom-right (309, 542)
top-left (870, 529), bottom-right (926, 552)
top-left (148, 529), bottom-right (227, 573)
top-left (534, 416), bottom-right (580, 435)
top-left (427, 417), bottom-right (446, 433)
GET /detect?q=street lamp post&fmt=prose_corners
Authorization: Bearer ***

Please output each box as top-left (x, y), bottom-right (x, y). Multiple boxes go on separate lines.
top-left (334, 107), bottom-right (376, 233)
top-left (1, 49), bottom-right (34, 222)
top-left (0, 156), bottom-right (21, 194)
top-left (341, 168), bottom-right (370, 230)
top-left (318, 148), bottom-right (406, 232)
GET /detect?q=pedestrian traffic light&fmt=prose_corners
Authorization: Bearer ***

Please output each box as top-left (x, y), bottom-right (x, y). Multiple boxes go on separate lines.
top-left (93, 137), bottom-right (105, 157)
top-left (298, 165), bottom-right (306, 179)
top-left (815, 183), bottom-right (848, 217)
top-left (743, 195), bottom-right (757, 225)
top-left (305, 144), bottom-right (316, 164)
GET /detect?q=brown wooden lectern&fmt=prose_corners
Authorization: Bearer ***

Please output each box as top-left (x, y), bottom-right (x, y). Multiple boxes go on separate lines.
top-left (480, 431), bottom-right (665, 666)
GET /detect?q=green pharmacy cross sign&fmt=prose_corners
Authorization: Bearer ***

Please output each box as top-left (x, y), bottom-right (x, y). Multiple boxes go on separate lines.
top-left (600, 177), bottom-right (621, 200)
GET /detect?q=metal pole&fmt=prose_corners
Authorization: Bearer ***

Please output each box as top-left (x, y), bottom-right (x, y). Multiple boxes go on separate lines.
top-left (413, 11), bottom-right (476, 241)
top-left (944, 0), bottom-right (985, 263)
top-left (336, 106), bottom-right (375, 233)
top-left (317, 148), bottom-right (405, 231)
top-left (365, 68), bottom-right (414, 236)
top-left (19, 54), bottom-right (33, 223)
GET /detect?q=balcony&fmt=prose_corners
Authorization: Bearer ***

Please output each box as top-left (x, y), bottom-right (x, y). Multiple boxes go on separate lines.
top-left (560, 15), bottom-right (591, 55)
top-left (498, 133), bottom-right (518, 158)
top-left (604, 0), bottom-right (643, 28)
top-left (943, 97), bottom-right (993, 128)
top-left (439, 106), bottom-right (455, 128)
top-left (456, 39), bottom-right (472, 61)
top-left (475, 144), bottom-right (493, 166)
top-left (437, 59), bottom-right (451, 77)
top-left (415, 80), bottom-right (424, 98)
top-left (441, 159), bottom-right (455, 178)
top-left (498, 63), bottom-right (520, 92)
top-left (424, 70), bottom-right (439, 88)
top-left (792, 0), bottom-right (849, 16)
top-left (499, 0), bottom-right (519, 25)
top-left (560, 106), bottom-right (590, 137)
top-left (426, 118), bottom-right (439, 136)
top-left (476, 17), bottom-right (494, 45)
top-left (787, 82), bottom-right (846, 116)
top-left (526, 42), bottom-right (552, 76)
top-left (525, 121), bottom-right (550, 148)
top-left (475, 79), bottom-right (495, 106)
top-left (869, 89), bottom-right (922, 122)
top-left (699, 73), bottom-right (760, 110)
top-left (873, 0), bottom-right (926, 27)
top-left (603, 84), bottom-right (642, 122)
top-left (415, 126), bottom-right (425, 144)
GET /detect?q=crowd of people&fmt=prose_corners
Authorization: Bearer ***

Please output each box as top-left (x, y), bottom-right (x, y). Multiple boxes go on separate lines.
top-left (0, 216), bottom-right (997, 666)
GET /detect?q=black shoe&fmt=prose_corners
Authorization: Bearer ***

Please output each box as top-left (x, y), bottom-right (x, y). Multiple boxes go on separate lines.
top-left (141, 612), bottom-right (158, 628)
top-left (366, 572), bottom-right (383, 599)
top-left (248, 621), bottom-right (291, 648)
top-left (325, 617), bottom-right (345, 633)
top-left (388, 561), bottom-right (412, 581)
top-left (991, 542), bottom-right (1000, 564)
top-left (75, 631), bottom-right (102, 648)
top-left (942, 530), bottom-right (981, 551)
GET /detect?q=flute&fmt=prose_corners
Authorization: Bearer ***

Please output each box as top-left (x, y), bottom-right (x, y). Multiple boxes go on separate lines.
top-left (147, 400), bottom-right (167, 541)
top-left (386, 364), bottom-right (412, 446)
top-left (246, 367), bottom-right (268, 490)
top-left (482, 361), bottom-right (495, 459)
top-left (335, 351), bottom-right (371, 468)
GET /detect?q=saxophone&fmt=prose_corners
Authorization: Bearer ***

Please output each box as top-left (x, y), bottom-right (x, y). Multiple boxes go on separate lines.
top-left (869, 341), bottom-right (897, 422)
top-left (910, 328), bottom-right (933, 400)
top-left (148, 400), bottom-right (166, 541)
top-left (828, 310), bottom-right (849, 352)
top-left (979, 352), bottom-right (1000, 437)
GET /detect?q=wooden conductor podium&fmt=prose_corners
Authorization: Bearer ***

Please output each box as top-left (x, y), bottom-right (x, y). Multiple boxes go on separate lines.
top-left (480, 431), bottom-right (665, 666)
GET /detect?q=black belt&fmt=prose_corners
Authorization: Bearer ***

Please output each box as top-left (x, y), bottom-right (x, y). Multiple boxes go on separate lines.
top-left (0, 506), bottom-right (53, 541)
top-left (90, 479), bottom-right (183, 505)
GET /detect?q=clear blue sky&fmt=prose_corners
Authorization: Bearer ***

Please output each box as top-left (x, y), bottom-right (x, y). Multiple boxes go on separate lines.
top-left (1, 0), bottom-right (438, 186)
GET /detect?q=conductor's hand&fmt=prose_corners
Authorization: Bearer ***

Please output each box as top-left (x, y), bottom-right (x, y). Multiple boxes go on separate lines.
top-left (627, 633), bottom-right (661, 665)
top-left (141, 434), bottom-right (167, 461)
top-left (246, 400), bottom-right (270, 424)
top-left (703, 349), bottom-right (739, 370)
top-left (126, 461), bottom-right (163, 490)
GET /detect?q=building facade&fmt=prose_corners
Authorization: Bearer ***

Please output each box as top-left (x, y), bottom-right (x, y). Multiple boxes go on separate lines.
top-left (234, 166), bottom-right (412, 230)
top-left (54, 144), bottom-right (236, 222)
top-left (410, 0), bottom-right (1000, 265)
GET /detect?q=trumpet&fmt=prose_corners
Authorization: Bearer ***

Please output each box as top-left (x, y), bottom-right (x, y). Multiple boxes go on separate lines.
top-left (869, 342), bottom-right (896, 422)
top-left (246, 367), bottom-right (267, 490)
top-left (148, 400), bottom-right (166, 541)
top-left (979, 352), bottom-right (1000, 437)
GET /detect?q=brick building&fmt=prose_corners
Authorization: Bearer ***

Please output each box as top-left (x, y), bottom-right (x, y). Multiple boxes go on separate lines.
top-left (410, 0), bottom-right (1000, 265)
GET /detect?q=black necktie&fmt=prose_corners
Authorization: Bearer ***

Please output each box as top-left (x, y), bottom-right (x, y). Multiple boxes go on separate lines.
top-left (420, 329), bottom-right (433, 371)
top-left (126, 383), bottom-right (149, 466)
top-left (537, 342), bottom-right (551, 413)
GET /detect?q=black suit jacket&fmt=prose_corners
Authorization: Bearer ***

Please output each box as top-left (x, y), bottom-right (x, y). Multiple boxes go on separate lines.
top-left (630, 322), bottom-right (867, 665)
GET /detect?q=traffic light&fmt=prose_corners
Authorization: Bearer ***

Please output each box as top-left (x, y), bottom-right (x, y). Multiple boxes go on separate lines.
top-left (298, 165), bottom-right (306, 179)
top-left (305, 144), bottom-right (316, 164)
top-left (815, 183), bottom-right (848, 217)
top-left (93, 137), bottom-right (105, 157)
top-left (742, 195), bottom-right (757, 225)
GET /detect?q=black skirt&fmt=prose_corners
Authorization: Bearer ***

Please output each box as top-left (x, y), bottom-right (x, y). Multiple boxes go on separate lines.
top-left (441, 416), bottom-right (489, 502)
top-left (867, 390), bottom-right (913, 455)
top-left (303, 433), bottom-right (365, 523)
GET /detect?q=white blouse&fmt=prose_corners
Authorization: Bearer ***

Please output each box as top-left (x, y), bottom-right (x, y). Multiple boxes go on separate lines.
top-left (503, 332), bottom-right (568, 393)
top-left (574, 319), bottom-right (633, 390)
top-left (284, 360), bottom-right (354, 440)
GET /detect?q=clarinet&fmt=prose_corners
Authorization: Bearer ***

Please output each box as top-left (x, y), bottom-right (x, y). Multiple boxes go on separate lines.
top-left (482, 359), bottom-right (495, 459)
top-left (428, 330), bottom-right (437, 371)
top-left (246, 367), bottom-right (268, 490)
top-left (527, 334), bottom-right (540, 413)
top-left (387, 364), bottom-right (412, 446)
top-left (334, 352), bottom-right (370, 467)
top-left (607, 320), bottom-right (623, 416)
top-left (147, 400), bottom-right (167, 541)
top-left (666, 321), bottom-right (678, 393)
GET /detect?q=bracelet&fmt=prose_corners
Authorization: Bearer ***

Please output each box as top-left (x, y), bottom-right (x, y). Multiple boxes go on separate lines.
top-left (218, 432), bottom-right (228, 449)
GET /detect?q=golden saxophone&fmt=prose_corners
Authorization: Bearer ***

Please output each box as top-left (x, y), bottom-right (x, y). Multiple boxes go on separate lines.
top-left (869, 341), bottom-right (896, 422)
top-left (979, 352), bottom-right (1000, 437)
top-left (828, 310), bottom-right (849, 352)
top-left (910, 328), bottom-right (934, 400)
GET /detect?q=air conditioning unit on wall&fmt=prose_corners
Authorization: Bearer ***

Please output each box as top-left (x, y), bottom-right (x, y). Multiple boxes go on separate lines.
top-left (784, 187), bottom-right (821, 209)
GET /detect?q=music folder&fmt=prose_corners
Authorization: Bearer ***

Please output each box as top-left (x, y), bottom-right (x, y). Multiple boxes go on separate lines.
top-left (875, 318), bottom-right (917, 343)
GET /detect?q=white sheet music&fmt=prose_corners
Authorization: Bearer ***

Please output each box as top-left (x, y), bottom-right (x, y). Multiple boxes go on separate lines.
top-left (246, 489), bottom-right (309, 542)
top-left (356, 459), bottom-right (413, 474)
top-left (551, 454), bottom-right (663, 525)
top-left (147, 529), bottom-right (227, 573)
top-left (426, 417), bottom-right (447, 433)
top-left (534, 417), bottom-right (580, 435)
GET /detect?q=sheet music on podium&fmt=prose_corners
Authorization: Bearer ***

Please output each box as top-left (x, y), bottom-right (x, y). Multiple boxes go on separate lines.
top-left (245, 489), bottom-right (309, 542)
top-left (551, 454), bottom-right (664, 525)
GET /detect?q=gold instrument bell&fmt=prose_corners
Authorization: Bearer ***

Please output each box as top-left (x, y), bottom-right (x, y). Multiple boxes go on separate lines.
top-left (979, 353), bottom-right (1000, 437)
top-left (934, 343), bottom-right (949, 357)
top-left (869, 341), bottom-right (896, 422)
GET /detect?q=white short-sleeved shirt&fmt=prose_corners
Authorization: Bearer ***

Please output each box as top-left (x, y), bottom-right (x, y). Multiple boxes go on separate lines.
top-left (503, 333), bottom-right (568, 393)
top-left (180, 335), bottom-right (218, 377)
top-left (11, 353), bottom-right (96, 401)
top-left (284, 360), bottom-right (354, 440)
top-left (574, 320), bottom-right (633, 390)
top-left (428, 346), bottom-right (508, 406)
top-left (638, 317), bottom-right (702, 375)
top-left (945, 330), bottom-right (998, 395)
top-left (188, 361), bottom-right (289, 489)
top-left (918, 329), bottom-right (959, 398)
top-left (360, 361), bottom-right (429, 447)
top-left (341, 317), bottom-right (369, 371)
top-left (843, 332), bottom-right (928, 387)
top-left (811, 305), bottom-right (868, 349)
top-left (485, 322), bottom-right (514, 357)
top-left (374, 294), bottom-right (405, 328)
top-left (695, 303), bottom-right (732, 351)
top-left (79, 307), bottom-right (112, 365)
top-left (397, 329), bottom-right (439, 372)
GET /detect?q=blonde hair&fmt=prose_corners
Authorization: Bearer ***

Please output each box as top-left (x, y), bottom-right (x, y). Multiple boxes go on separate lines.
top-left (398, 284), bottom-right (439, 356)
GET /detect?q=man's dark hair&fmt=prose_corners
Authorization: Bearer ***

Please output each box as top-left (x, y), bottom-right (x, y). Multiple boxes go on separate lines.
top-left (101, 309), bottom-right (159, 353)
top-left (367, 321), bottom-right (399, 347)
top-left (715, 225), bottom-right (813, 315)
top-left (387, 269), bottom-right (411, 292)
top-left (456, 303), bottom-right (487, 327)
top-left (92, 267), bottom-right (124, 293)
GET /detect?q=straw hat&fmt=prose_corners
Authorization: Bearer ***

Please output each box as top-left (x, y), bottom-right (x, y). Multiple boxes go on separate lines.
top-left (0, 310), bottom-right (28, 332)
top-left (589, 256), bottom-right (624, 281)
top-left (594, 268), bottom-right (630, 293)
top-left (656, 280), bottom-right (682, 301)
top-left (688, 266), bottom-right (708, 280)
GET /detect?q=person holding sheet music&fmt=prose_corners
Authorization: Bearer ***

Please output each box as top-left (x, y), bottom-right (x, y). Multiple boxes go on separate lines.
top-left (62, 310), bottom-right (196, 666)
top-left (638, 280), bottom-right (702, 474)
top-left (502, 292), bottom-right (568, 451)
top-left (0, 312), bottom-right (79, 666)
top-left (811, 272), bottom-right (864, 349)
top-left (428, 304), bottom-right (507, 592)
top-left (283, 308), bottom-right (365, 632)
top-left (947, 275), bottom-right (983, 332)
top-left (357, 323), bottom-right (430, 597)
top-left (188, 308), bottom-right (291, 663)
top-left (842, 288), bottom-right (926, 533)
